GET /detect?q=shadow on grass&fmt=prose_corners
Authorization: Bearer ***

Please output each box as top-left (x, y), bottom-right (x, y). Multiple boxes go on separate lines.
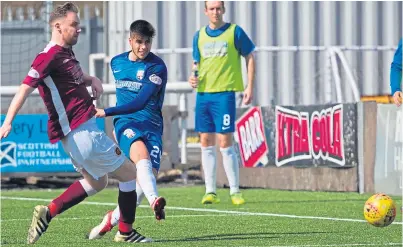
top-left (154, 231), bottom-right (333, 243)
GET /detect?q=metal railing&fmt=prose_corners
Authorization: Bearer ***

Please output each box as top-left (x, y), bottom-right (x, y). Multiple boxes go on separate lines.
top-left (90, 45), bottom-right (396, 105)
top-left (0, 82), bottom-right (194, 166)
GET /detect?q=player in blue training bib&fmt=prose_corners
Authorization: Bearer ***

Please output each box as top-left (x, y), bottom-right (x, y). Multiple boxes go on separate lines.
top-left (188, 1), bottom-right (256, 206)
top-left (88, 20), bottom-right (168, 241)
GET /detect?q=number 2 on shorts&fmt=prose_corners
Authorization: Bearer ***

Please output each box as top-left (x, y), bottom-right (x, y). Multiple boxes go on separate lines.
top-left (150, 145), bottom-right (161, 164)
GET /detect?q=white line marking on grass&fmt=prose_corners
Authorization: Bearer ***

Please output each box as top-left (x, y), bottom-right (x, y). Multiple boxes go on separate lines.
top-left (1, 214), bottom-right (225, 222)
top-left (2, 196), bottom-right (402, 225)
top-left (266, 243), bottom-right (402, 247)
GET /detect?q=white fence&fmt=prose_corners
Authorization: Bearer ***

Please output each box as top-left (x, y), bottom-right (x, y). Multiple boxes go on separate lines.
top-left (0, 83), bottom-right (194, 166)
top-left (90, 45), bottom-right (397, 107)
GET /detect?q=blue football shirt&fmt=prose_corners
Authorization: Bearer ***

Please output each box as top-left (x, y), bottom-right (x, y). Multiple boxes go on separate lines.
top-left (106, 51), bottom-right (168, 131)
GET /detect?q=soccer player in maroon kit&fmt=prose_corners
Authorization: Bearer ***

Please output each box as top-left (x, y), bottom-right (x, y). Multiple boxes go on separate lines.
top-left (0, 2), bottom-right (151, 244)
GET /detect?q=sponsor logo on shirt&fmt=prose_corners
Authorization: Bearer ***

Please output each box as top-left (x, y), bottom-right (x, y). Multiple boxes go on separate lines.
top-left (27, 68), bottom-right (40, 79)
top-left (149, 74), bottom-right (162, 85)
top-left (202, 41), bottom-right (228, 58)
top-left (116, 80), bottom-right (142, 91)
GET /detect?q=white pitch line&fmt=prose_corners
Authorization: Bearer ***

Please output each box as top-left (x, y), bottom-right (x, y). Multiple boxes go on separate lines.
top-left (1, 214), bottom-right (226, 222)
top-left (265, 243), bottom-right (402, 247)
top-left (1, 196), bottom-right (402, 225)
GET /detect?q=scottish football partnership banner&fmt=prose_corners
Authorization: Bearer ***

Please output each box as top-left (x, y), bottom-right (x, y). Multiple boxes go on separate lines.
top-left (233, 103), bottom-right (358, 168)
top-left (0, 114), bottom-right (105, 173)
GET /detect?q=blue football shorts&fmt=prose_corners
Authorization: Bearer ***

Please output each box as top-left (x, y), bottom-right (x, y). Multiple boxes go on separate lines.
top-left (195, 91), bottom-right (236, 133)
top-left (114, 118), bottom-right (163, 171)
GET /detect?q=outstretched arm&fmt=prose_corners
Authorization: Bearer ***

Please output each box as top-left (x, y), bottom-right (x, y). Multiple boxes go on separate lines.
top-left (0, 84), bottom-right (35, 139)
top-left (96, 83), bottom-right (159, 117)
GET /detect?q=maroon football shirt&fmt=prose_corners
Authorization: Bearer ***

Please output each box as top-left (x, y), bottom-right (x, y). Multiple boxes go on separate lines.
top-left (23, 42), bottom-right (96, 143)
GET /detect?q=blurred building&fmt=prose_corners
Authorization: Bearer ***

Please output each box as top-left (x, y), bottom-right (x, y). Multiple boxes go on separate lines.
top-left (1, 1), bottom-right (402, 116)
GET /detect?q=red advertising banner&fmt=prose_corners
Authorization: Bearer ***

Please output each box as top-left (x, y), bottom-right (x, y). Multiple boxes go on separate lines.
top-left (235, 107), bottom-right (269, 167)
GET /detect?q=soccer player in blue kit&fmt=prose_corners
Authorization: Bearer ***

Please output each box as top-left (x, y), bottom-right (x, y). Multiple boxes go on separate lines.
top-left (88, 20), bottom-right (168, 240)
top-left (188, 1), bottom-right (256, 205)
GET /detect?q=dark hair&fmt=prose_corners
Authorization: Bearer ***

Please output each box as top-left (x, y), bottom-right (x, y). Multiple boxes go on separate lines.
top-left (130, 20), bottom-right (156, 39)
top-left (49, 2), bottom-right (79, 25)
top-left (204, 1), bottom-right (225, 9)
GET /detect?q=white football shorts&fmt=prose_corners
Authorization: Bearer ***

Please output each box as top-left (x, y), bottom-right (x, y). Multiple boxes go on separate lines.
top-left (61, 117), bottom-right (125, 180)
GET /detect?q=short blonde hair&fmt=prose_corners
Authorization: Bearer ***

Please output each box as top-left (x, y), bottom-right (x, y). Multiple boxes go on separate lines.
top-left (49, 2), bottom-right (79, 25)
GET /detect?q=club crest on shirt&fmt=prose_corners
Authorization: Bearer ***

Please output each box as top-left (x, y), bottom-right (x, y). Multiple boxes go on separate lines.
top-left (136, 69), bottom-right (144, 81)
top-left (123, 129), bottom-right (136, 139)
